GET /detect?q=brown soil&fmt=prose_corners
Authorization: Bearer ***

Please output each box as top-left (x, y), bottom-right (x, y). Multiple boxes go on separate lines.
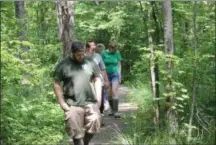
top-left (91, 85), bottom-right (138, 145)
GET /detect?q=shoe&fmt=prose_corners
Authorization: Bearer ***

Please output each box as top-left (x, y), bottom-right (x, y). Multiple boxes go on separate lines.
top-left (113, 99), bottom-right (121, 118)
top-left (104, 101), bottom-right (110, 111)
top-left (108, 112), bottom-right (114, 116)
top-left (108, 100), bottom-right (114, 116)
top-left (114, 112), bottom-right (121, 118)
top-left (101, 122), bottom-right (105, 127)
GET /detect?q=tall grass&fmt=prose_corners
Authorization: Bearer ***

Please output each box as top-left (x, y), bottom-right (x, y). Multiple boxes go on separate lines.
top-left (118, 81), bottom-right (215, 145)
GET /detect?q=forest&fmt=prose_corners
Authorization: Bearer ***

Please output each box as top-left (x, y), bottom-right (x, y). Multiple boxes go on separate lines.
top-left (1, 1), bottom-right (215, 145)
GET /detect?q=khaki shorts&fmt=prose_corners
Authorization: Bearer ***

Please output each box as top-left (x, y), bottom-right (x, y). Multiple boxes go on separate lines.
top-left (65, 104), bottom-right (101, 139)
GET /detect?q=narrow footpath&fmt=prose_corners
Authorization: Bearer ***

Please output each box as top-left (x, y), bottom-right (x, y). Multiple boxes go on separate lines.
top-left (92, 85), bottom-right (138, 145)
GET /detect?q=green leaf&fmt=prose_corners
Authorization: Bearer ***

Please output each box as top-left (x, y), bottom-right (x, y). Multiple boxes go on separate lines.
top-left (181, 94), bottom-right (189, 99)
top-left (180, 88), bottom-right (188, 93)
top-left (177, 104), bottom-right (184, 108)
top-left (153, 98), bottom-right (165, 101)
top-left (171, 106), bottom-right (176, 109)
top-left (177, 109), bottom-right (184, 112)
top-left (184, 123), bottom-right (198, 129)
top-left (178, 70), bottom-right (185, 74)
top-left (176, 97), bottom-right (184, 101)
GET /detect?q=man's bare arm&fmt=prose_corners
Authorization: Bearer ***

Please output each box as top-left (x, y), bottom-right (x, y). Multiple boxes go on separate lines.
top-left (94, 77), bottom-right (102, 107)
top-left (54, 80), bottom-right (70, 111)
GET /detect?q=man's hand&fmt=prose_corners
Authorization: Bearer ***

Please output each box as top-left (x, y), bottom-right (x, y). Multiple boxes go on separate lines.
top-left (61, 103), bottom-right (71, 120)
top-left (64, 109), bottom-right (71, 120)
top-left (54, 81), bottom-right (70, 111)
top-left (61, 102), bottom-right (70, 111)
top-left (104, 80), bottom-right (109, 89)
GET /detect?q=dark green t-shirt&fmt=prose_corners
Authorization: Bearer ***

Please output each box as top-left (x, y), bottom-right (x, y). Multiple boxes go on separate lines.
top-left (101, 50), bottom-right (122, 73)
top-left (53, 57), bottom-right (100, 106)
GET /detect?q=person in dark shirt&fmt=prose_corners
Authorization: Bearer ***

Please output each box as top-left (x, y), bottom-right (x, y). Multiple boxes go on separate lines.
top-left (53, 41), bottom-right (102, 145)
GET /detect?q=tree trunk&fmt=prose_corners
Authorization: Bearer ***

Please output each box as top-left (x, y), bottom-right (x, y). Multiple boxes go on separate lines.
top-left (139, 1), bottom-right (160, 128)
top-left (162, 0), bottom-right (178, 134)
top-left (151, 1), bottom-right (161, 125)
top-left (187, 1), bottom-right (198, 142)
top-left (149, 28), bottom-right (159, 128)
top-left (40, 2), bottom-right (48, 35)
top-left (139, 2), bottom-right (148, 41)
top-left (15, 1), bottom-right (29, 54)
top-left (15, 1), bottom-right (25, 41)
top-left (148, 3), bottom-right (160, 129)
top-left (56, 0), bottom-right (75, 58)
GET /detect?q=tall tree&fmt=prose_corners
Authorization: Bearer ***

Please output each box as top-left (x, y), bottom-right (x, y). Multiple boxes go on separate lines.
top-left (148, 12), bottom-right (158, 128)
top-left (56, 1), bottom-right (75, 58)
top-left (139, 2), bottom-right (161, 128)
top-left (151, 1), bottom-right (162, 128)
top-left (138, 2), bottom-right (159, 127)
top-left (187, 1), bottom-right (198, 142)
top-left (15, 1), bottom-right (25, 41)
top-left (162, 0), bottom-right (178, 134)
top-left (15, 1), bottom-right (29, 54)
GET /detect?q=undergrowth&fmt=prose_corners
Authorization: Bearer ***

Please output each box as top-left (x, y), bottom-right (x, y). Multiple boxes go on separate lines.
top-left (117, 81), bottom-right (215, 145)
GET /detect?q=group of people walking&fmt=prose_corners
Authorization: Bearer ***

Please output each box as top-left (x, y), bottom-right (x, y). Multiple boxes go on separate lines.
top-left (53, 39), bottom-right (122, 145)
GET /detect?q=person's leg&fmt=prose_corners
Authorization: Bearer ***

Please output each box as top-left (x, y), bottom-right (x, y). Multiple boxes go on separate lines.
top-left (108, 84), bottom-right (114, 116)
top-left (84, 104), bottom-right (101, 145)
top-left (83, 132), bottom-right (94, 145)
top-left (111, 72), bottom-right (120, 118)
top-left (103, 86), bottom-right (108, 103)
top-left (65, 106), bottom-right (85, 145)
top-left (107, 73), bottom-right (114, 116)
top-left (99, 86), bottom-right (104, 114)
top-left (73, 138), bottom-right (84, 145)
top-left (100, 86), bottom-right (105, 127)
top-left (103, 89), bottom-right (110, 111)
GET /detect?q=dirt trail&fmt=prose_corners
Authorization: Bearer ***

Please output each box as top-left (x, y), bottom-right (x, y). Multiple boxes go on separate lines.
top-left (91, 85), bottom-right (138, 145)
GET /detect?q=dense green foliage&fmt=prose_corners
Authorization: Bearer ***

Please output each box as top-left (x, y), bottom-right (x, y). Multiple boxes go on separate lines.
top-left (1, 2), bottom-right (64, 144)
top-left (1, 1), bottom-right (215, 144)
top-left (120, 83), bottom-right (215, 145)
